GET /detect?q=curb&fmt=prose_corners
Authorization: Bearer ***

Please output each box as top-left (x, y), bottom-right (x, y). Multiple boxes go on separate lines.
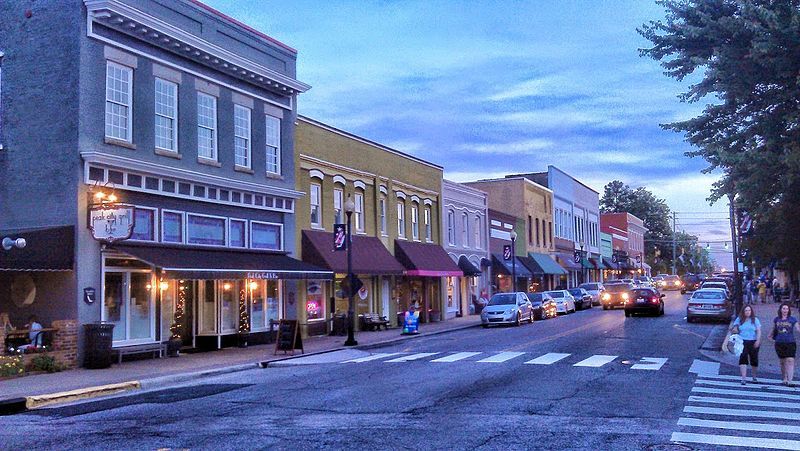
top-left (700, 324), bottom-right (730, 351)
top-left (138, 362), bottom-right (259, 389)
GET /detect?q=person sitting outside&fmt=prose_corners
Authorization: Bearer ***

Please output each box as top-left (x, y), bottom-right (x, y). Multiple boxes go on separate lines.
top-left (17, 315), bottom-right (43, 353)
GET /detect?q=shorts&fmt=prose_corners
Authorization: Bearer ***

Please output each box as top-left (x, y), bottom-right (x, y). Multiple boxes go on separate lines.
top-left (775, 342), bottom-right (797, 359)
top-left (739, 340), bottom-right (760, 366)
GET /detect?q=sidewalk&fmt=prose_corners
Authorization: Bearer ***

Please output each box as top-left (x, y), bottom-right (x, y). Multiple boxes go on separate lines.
top-left (0, 315), bottom-right (480, 406)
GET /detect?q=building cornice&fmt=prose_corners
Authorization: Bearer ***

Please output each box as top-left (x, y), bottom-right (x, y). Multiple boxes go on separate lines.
top-left (84, 0), bottom-right (310, 95)
top-left (299, 155), bottom-right (376, 181)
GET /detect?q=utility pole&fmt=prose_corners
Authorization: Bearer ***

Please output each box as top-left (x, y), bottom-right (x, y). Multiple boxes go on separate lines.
top-left (728, 194), bottom-right (741, 314)
top-left (671, 211), bottom-right (677, 275)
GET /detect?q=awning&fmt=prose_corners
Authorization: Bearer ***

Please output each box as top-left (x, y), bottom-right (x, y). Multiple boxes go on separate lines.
top-left (491, 254), bottom-right (533, 278)
top-left (588, 257), bottom-right (602, 270)
top-left (529, 253), bottom-right (567, 275)
top-left (602, 257), bottom-right (619, 270)
top-left (480, 257), bottom-right (492, 268)
top-left (556, 253), bottom-right (582, 271)
top-left (517, 256), bottom-right (543, 275)
top-left (579, 258), bottom-right (593, 269)
top-left (112, 243), bottom-right (332, 280)
top-left (0, 225), bottom-right (74, 271)
top-left (457, 255), bottom-right (482, 277)
top-left (302, 230), bottom-right (405, 275)
top-left (395, 240), bottom-right (462, 277)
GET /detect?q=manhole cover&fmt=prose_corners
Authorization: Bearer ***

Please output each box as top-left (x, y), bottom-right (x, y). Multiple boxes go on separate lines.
top-left (645, 444), bottom-right (694, 451)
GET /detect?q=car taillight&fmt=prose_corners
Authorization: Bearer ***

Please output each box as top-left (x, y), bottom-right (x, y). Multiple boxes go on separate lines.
top-left (651, 297), bottom-right (659, 304)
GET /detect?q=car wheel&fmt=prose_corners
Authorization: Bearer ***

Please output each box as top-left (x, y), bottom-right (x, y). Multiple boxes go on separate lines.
top-left (687, 316), bottom-right (694, 323)
top-left (515, 313), bottom-right (521, 327)
top-left (529, 311), bottom-right (534, 323)
top-left (602, 305), bottom-right (608, 310)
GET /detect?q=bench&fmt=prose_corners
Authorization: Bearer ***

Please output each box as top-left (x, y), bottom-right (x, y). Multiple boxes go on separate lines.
top-left (114, 342), bottom-right (165, 364)
top-left (359, 313), bottom-right (390, 331)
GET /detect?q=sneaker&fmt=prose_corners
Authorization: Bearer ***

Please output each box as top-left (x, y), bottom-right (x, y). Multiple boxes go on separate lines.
top-left (752, 378), bottom-right (759, 384)
top-left (741, 380), bottom-right (747, 385)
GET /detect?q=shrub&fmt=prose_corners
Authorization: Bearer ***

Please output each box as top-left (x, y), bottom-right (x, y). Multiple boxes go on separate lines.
top-left (28, 354), bottom-right (62, 373)
top-left (0, 355), bottom-right (25, 378)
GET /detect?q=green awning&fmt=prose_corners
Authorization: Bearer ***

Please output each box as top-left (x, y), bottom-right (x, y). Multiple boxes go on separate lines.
top-left (529, 253), bottom-right (567, 275)
top-left (580, 258), bottom-right (593, 269)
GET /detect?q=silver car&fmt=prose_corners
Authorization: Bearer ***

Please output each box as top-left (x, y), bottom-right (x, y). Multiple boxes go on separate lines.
top-left (687, 289), bottom-right (733, 323)
top-left (543, 290), bottom-right (576, 314)
top-left (579, 282), bottom-right (604, 306)
top-left (481, 292), bottom-right (534, 327)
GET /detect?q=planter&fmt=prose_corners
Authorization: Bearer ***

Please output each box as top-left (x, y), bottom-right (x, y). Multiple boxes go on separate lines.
top-left (166, 338), bottom-right (182, 357)
top-left (237, 333), bottom-right (249, 348)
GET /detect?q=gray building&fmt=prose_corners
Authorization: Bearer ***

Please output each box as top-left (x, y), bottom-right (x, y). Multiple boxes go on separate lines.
top-left (0, 0), bottom-right (326, 366)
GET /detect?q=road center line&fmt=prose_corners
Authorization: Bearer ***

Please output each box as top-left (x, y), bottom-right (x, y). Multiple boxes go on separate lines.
top-left (430, 352), bottom-right (482, 363)
top-left (524, 353), bottom-right (571, 365)
top-left (573, 355), bottom-right (617, 367)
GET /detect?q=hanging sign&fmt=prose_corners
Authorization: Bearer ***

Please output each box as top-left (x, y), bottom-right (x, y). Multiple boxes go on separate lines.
top-left (503, 245), bottom-right (512, 261)
top-left (573, 251), bottom-right (581, 264)
top-left (333, 224), bottom-right (346, 251)
top-left (88, 205), bottom-right (135, 242)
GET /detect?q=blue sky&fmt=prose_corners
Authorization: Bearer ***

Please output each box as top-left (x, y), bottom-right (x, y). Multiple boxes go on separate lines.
top-left (206, 0), bottom-right (734, 268)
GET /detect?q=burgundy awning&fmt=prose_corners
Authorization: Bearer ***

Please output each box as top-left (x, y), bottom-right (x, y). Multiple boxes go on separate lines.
top-left (394, 240), bottom-right (463, 277)
top-left (302, 230), bottom-right (405, 275)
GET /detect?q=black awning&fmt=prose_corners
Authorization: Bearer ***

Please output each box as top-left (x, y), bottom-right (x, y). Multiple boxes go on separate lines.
top-left (457, 255), bottom-right (482, 276)
top-left (0, 225), bottom-right (74, 271)
top-left (113, 243), bottom-right (333, 280)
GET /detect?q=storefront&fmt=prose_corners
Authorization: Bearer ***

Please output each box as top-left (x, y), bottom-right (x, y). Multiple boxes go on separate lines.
top-left (452, 255), bottom-right (483, 317)
top-left (491, 254), bottom-right (534, 293)
top-left (394, 240), bottom-right (462, 322)
top-left (527, 253), bottom-right (567, 291)
top-left (555, 253), bottom-right (582, 288)
top-left (602, 257), bottom-right (620, 280)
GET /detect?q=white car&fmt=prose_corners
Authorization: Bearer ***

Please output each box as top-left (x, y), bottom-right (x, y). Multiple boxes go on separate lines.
top-left (578, 282), bottom-right (604, 306)
top-left (481, 292), bottom-right (534, 327)
top-left (543, 290), bottom-right (576, 314)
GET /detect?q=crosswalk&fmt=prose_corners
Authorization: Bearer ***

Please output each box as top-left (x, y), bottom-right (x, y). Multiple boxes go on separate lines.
top-left (672, 373), bottom-right (800, 450)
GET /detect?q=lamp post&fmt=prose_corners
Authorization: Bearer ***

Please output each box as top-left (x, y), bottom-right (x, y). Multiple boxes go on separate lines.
top-left (579, 241), bottom-right (585, 284)
top-left (510, 231), bottom-right (517, 292)
top-left (344, 196), bottom-right (358, 346)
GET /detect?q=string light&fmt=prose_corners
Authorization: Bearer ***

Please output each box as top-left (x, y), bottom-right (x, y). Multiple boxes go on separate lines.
top-left (170, 281), bottom-right (185, 341)
top-left (238, 284), bottom-right (250, 335)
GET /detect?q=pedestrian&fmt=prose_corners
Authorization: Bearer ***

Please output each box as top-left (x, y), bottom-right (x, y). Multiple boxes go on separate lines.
top-left (770, 302), bottom-right (800, 386)
top-left (744, 280), bottom-right (753, 304)
top-left (758, 279), bottom-right (768, 304)
top-left (730, 304), bottom-right (761, 385)
top-left (773, 278), bottom-right (781, 303)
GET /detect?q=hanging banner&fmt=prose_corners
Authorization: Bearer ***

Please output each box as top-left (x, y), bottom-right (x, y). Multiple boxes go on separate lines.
top-left (88, 204), bottom-right (135, 243)
top-left (333, 224), bottom-right (346, 251)
top-left (503, 245), bottom-right (512, 261)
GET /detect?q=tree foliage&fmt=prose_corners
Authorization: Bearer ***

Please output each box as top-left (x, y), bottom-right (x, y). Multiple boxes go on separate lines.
top-left (639, 0), bottom-right (800, 273)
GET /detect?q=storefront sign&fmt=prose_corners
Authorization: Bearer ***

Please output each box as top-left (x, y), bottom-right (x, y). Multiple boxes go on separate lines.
top-left (88, 205), bottom-right (135, 242)
top-left (247, 272), bottom-right (279, 280)
top-left (402, 310), bottom-right (420, 335)
top-left (83, 287), bottom-right (96, 305)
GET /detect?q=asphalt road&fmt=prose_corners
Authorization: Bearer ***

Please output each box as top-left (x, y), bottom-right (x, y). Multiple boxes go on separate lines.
top-left (0, 291), bottom-right (788, 450)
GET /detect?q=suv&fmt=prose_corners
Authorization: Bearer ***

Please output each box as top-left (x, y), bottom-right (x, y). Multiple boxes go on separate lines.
top-left (659, 275), bottom-right (682, 291)
top-left (601, 283), bottom-right (633, 310)
top-left (681, 274), bottom-right (702, 294)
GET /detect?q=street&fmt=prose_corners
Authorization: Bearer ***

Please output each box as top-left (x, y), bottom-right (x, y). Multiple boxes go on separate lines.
top-left (5, 291), bottom-right (789, 450)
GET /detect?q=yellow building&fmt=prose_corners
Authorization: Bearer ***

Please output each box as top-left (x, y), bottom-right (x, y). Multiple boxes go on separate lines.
top-left (294, 117), bottom-right (461, 336)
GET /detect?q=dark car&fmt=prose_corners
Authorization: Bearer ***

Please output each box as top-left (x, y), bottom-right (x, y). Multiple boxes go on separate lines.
top-left (601, 283), bottom-right (633, 310)
top-left (624, 287), bottom-right (665, 317)
top-left (568, 288), bottom-right (593, 310)
top-left (527, 292), bottom-right (557, 320)
top-left (681, 274), bottom-right (702, 294)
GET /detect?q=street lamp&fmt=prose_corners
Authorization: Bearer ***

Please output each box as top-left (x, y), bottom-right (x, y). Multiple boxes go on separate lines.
top-left (510, 231), bottom-right (517, 292)
top-left (579, 241), bottom-right (585, 284)
top-left (344, 195), bottom-right (358, 346)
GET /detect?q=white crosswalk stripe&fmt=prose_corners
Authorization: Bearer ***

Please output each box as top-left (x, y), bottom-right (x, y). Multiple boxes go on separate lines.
top-left (384, 352), bottom-right (440, 362)
top-left (524, 352), bottom-right (571, 365)
top-left (342, 352), bottom-right (401, 363)
top-left (573, 354), bottom-right (617, 367)
top-left (476, 352), bottom-right (526, 363)
top-left (430, 352), bottom-right (482, 363)
top-left (672, 375), bottom-right (800, 450)
top-left (631, 357), bottom-right (668, 371)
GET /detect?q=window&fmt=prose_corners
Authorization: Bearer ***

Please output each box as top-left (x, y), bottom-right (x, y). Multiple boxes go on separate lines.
top-left (397, 201), bottom-right (406, 237)
top-left (154, 78), bottom-right (177, 151)
top-left (548, 221), bottom-right (553, 246)
top-left (105, 61), bottom-right (133, 142)
top-left (103, 269), bottom-right (154, 344)
top-left (130, 208), bottom-right (156, 241)
top-left (536, 218), bottom-right (540, 247)
top-left (251, 280), bottom-right (282, 330)
top-left (354, 192), bottom-right (364, 232)
top-left (310, 183), bottom-right (321, 227)
top-left (447, 210), bottom-right (455, 245)
top-left (197, 93), bottom-right (217, 160)
top-left (425, 207), bottom-right (432, 241)
top-left (528, 215), bottom-right (533, 244)
top-left (411, 204), bottom-right (419, 240)
top-left (234, 105), bottom-right (251, 168)
top-left (461, 213), bottom-right (469, 246)
top-left (187, 214), bottom-right (226, 246)
top-left (474, 216), bottom-right (481, 249)
top-left (162, 210), bottom-right (183, 243)
top-left (333, 188), bottom-right (344, 224)
top-left (265, 115), bottom-right (281, 174)
top-left (251, 222), bottom-right (282, 250)
top-left (229, 219), bottom-right (246, 248)
top-left (379, 196), bottom-right (387, 235)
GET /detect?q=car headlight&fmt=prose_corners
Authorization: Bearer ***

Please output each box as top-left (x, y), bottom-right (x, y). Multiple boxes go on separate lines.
top-left (506, 308), bottom-right (515, 315)
top-left (622, 293), bottom-right (629, 300)
top-left (602, 293), bottom-right (610, 300)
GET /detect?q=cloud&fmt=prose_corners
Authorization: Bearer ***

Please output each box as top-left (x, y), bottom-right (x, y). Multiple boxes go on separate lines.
top-left (487, 74), bottom-right (576, 101)
top-left (458, 139), bottom-right (555, 155)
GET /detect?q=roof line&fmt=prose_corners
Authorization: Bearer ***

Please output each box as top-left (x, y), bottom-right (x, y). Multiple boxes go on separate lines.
top-left (547, 165), bottom-right (600, 195)
top-left (184, 0), bottom-right (298, 54)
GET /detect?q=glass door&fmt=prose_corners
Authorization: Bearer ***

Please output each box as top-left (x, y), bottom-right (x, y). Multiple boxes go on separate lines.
top-left (198, 280), bottom-right (218, 334)
top-left (102, 269), bottom-right (155, 345)
top-left (220, 281), bottom-right (238, 334)
top-left (104, 273), bottom-right (126, 342)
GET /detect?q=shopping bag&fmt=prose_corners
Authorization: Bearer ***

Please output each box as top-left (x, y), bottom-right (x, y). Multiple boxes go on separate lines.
top-left (726, 333), bottom-right (744, 357)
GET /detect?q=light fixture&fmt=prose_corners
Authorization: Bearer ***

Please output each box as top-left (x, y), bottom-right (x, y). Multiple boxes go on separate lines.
top-left (107, 193), bottom-right (118, 203)
top-left (146, 284), bottom-right (152, 290)
top-left (160, 281), bottom-right (169, 291)
top-left (223, 282), bottom-right (232, 291)
top-left (1, 237), bottom-right (26, 251)
top-left (249, 281), bottom-right (258, 290)
top-left (94, 192), bottom-right (106, 200)
top-left (344, 196), bottom-right (356, 213)
top-left (510, 231), bottom-right (517, 241)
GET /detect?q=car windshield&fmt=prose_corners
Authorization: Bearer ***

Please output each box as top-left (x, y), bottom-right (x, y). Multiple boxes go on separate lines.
top-left (632, 289), bottom-right (656, 296)
top-left (547, 291), bottom-right (565, 298)
top-left (665, 275), bottom-right (680, 282)
top-left (693, 291), bottom-right (724, 300)
top-left (606, 284), bottom-right (630, 293)
top-left (580, 283), bottom-right (600, 290)
top-left (568, 289), bottom-right (583, 296)
top-left (488, 294), bottom-right (517, 305)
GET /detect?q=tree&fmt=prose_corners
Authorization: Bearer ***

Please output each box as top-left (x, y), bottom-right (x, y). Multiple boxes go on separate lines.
top-left (639, 0), bottom-right (800, 275)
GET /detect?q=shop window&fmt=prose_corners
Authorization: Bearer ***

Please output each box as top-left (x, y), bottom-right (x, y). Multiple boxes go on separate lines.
top-left (89, 166), bottom-right (105, 182)
top-left (251, 221), bottom-right (282, 250)
top-left (145, 177), bottom-right (159, 190)
top-left (103, 268), bottom-right (154, 345)
top-left (162, 210), bottom-right (184, 243)
top-left (127, 174), bottom-right (142, 188)
top-left (229, 219), bottom-right (246, 248)
top-left (131, 207), bottom-right (156, 241)
top-left (108, 170), bottom-right (124, 185)
top-left (178, 183), bottom-right (191, 196)
top-left (250, 279), bottom-right (281, 330)
top-left (187, 214), bottom-right (226, 246)
top-left (305, 280), bottom-right (325, 321)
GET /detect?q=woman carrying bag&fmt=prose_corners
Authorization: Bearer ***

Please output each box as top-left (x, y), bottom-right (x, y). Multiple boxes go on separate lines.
top-left (731, 304), bottom-right (761, 385)
top-left (770, 302), bottom-right (800, 386)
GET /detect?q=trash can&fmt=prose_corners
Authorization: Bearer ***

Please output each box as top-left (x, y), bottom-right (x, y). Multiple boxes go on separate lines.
top-left (83, 323), bottom-right (115, 369)
top-left (331, 314), bottom-right (347, 336)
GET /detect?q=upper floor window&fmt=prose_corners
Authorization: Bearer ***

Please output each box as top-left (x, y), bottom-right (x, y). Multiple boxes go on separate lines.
top-left (536, 218), bottom-right (540, 247)
top-left (310, 183), bottom-right (322, 227)
top-left (411, 204), bottom-right (419, 240)
top-left (354, 192), bottom-right (365, 232)
top-left (447, 210), bottom-right (456, 246)
top-left (154, 78), bottom-right (177, 152)
top-left (265, 115), bottom-right (281, 175)
top-left (379, 196), bottom-right (387, 236)
top-left (234, 105), bottom-right (251, 168)
top-left (197, 93), bottom-right (217, 160)
top-left (397, 201), bottom-right (406, 237)
top-left (528, 215), bottom-right (533, 245)
top-left (461, 213), bottom-right (469, 246)
top-left (474, 216), bottom-right (481, 249)
top-left (425, 207), bottom-right (432, 241)
top-left (105, 61), bottom-right (133, 142)
top-left (333, 188), bottom-right (344, 224)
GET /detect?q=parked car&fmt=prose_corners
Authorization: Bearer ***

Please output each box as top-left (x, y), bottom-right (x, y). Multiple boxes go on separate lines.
top-left (686, 289), bottom-right (733, 323)
top-left (621, 278), bottom-right (635, 285)
top-left (624, 287), bottom-right (665, 317)
top-left (527, 292), bottom-right (558, 320)
top-left (699, 281), bottom-right (730, 298)
top-left (634, 276), bottom-right (654, 287)
top-left (659, 275), bottom-right (682, 291)
top-left (543, 290), bottom-right (576, 314)
top-left (568, 288), bottom-right (593, 310)
top-left (681, 274), bottom-right (703, 294)
top-left (578, 282), bottom-right (604, 306)
top-left (481, 292), bottom-right (533, 327)
top-left (704, 277), bottom-right (733, 290)
top-left (601, 283), bottom-right (633, 310)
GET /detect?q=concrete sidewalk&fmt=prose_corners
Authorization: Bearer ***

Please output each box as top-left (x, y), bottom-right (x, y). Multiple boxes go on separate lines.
top-left (0, 316), bottom-right (480, 410)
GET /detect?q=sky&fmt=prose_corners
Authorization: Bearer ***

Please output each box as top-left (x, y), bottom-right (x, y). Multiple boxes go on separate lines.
top-left (205, 0), bottom-right (735, 269)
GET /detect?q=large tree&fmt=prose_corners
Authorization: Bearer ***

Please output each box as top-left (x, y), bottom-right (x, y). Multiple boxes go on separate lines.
top-left (639, 0), bottom-right (800, 274)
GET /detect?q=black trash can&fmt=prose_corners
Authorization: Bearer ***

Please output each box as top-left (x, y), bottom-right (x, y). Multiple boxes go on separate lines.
top-left (83, 323), bottom-right (115, 369)
top-left (331, 314), bottom-right (347, 336)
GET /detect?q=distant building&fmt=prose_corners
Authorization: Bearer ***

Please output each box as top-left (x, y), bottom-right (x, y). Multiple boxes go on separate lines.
top-left (600, 212), bottom-right (650, 276)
